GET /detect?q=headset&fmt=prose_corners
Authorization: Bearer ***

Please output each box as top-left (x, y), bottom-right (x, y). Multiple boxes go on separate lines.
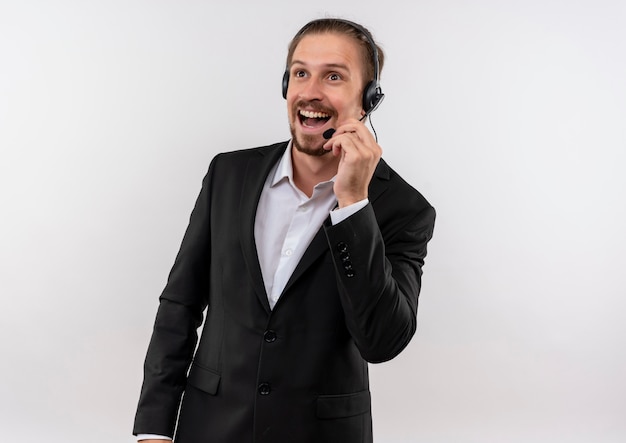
top-left (281, 19), bottom-right (385, 118)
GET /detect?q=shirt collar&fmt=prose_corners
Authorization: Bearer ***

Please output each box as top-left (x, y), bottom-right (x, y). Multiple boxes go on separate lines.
top-left (270, 141), bottom-right (295, 187)
top-left (270, 140), bottom-right (336, 189)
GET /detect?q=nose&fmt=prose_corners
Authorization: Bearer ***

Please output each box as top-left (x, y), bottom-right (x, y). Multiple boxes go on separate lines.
top-left (298, 77), bottom-right (324, 101)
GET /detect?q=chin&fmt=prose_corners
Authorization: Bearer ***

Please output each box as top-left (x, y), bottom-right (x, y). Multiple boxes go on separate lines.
top-left (291, 129), bottom-right (329, 157)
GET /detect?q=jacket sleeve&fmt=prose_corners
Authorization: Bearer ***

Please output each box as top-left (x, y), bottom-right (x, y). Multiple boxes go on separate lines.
top-left (323, 200), bottom-right (435, 363)
top-left (133, 157), bottom-right (217, 437)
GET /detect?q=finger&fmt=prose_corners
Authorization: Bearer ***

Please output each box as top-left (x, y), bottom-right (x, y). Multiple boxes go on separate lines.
top-left (335, 136), bottom-right (362, 158)
top-left (323, 127), bottom-right (361, 150)
top-left (327, 128), bottom-right (379, 158)
top-left (323, 132), bottom-right (360, 155)
top-left (332, 119), bottom-right (372, 140)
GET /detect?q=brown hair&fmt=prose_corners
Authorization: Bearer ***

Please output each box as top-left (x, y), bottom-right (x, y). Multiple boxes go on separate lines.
top-left (286, 18), bottom-right (385, 87)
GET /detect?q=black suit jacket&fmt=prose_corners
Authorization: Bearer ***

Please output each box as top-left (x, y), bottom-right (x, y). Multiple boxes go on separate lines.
top-left (133, 141), bottom-right (435, 443)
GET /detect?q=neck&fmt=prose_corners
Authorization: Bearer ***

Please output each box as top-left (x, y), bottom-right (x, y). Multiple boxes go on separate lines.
top-left (291, 147), bottom-right (338, 197)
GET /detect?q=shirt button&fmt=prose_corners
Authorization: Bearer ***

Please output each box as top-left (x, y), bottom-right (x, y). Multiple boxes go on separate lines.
top-left (258, 383), bottom-right (271, 395)
top-left (264, 330), bottom-right (277, 343)
top-left (285, 249), bottom-right (293, 257)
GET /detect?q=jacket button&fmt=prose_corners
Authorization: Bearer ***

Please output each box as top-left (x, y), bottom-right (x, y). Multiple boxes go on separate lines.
top-left (263, 330), bottom-right (277, 343)
top-left (336, 242), bottom-right (348, 253)
top-left (258, 383), bottom-right (271, 395)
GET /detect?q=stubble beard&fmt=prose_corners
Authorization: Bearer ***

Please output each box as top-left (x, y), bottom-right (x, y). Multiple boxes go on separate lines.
top-left (289, 123), bottom-right (330, 157)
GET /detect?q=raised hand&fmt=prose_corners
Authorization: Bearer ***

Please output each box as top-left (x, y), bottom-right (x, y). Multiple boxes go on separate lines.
top-left (323, 118), bottom-right (382, 208)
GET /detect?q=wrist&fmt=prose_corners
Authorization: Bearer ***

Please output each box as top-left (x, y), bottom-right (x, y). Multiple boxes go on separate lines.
top-left (336, 193), bottom-right (368, 209)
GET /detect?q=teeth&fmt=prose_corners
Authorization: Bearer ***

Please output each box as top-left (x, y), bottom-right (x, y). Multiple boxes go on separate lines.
top-left (300, 110), bottom-right (330, 119)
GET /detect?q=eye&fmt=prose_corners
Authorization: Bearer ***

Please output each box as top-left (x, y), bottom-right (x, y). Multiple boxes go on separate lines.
top-left (328, 73), bottom-right (341, 81)
top-left (294, 70), bottom-right (307, 78)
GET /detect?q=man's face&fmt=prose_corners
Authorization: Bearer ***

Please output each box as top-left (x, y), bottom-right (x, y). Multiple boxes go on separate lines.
top-left (286, 32), bottom-right (365, 156)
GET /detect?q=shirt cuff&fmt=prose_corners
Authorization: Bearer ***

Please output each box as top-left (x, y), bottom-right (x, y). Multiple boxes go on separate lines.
top-left (137, 434), bottom-right (172, 441)
top-left (330, 198), bottom-right (369, 225)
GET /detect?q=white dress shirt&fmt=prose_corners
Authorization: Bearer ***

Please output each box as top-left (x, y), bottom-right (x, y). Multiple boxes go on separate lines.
top-left (255, 142), bottom-right (368, 308)
top-left (137, 142), bottom-right (367, 441)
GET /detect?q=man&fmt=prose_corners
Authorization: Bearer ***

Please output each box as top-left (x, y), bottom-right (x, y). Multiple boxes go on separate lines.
top-left (134, 18), bottom-right (435, 443)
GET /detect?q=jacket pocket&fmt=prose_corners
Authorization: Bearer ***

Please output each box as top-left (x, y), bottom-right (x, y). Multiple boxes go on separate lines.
top-left (187, 363), bottom-right (221, 395)
top-left (316, 390), bottom-right (371, 419)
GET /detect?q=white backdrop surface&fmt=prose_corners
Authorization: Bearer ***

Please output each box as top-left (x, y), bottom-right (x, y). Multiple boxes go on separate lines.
top-left (1, 1), bottom-right (625, 442)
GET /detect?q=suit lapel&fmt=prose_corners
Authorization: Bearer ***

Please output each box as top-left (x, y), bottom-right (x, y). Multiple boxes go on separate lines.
top-left (239, 142), bottom-right (289, 314)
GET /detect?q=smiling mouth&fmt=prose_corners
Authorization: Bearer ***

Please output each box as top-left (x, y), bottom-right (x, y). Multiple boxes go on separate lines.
top-left (298, 109), bottom-right (331, 129)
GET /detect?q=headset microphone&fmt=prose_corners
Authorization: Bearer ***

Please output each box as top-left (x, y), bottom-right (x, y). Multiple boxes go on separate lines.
top-left (323, 128), bottom-right (336, 140)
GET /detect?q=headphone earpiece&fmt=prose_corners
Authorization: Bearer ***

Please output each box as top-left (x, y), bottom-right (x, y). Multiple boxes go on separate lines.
top-left (282, 70), bottom-right (289, 99)
top-left (362, 80), bottom-right (385, 116)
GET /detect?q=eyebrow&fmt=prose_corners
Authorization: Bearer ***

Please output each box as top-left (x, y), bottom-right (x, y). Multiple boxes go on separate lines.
top-left (290, 60), bottom-right (350, 72)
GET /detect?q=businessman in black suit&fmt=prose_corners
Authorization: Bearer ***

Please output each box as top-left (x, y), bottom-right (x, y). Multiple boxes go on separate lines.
top-left (134, 18), bottom-right (435, 443)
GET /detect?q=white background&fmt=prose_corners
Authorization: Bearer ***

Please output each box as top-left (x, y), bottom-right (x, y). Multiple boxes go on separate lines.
top-left (1, 1), bottom-right (625, 442)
